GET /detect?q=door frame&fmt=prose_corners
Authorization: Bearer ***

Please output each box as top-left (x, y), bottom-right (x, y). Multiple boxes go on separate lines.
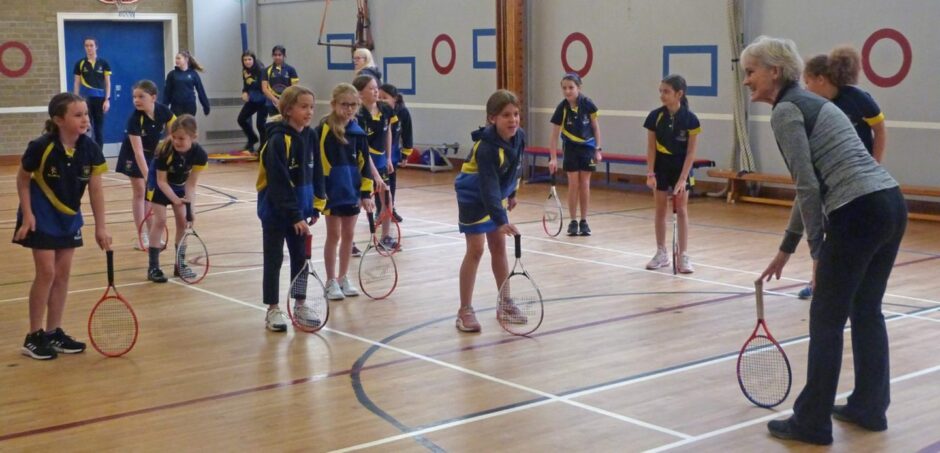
top-left (56, 12), bottom-right (179, 93)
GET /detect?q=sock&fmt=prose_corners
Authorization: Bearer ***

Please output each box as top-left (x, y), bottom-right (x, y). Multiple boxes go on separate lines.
top-left (148, 247), bottom-right (160, 269)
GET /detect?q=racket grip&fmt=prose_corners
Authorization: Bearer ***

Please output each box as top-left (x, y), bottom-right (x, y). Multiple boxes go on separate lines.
top-left (106, 250), bottom-right (114, 286)
top-left (305, 234), bottom-right (313, 259)
top-left (754, 280), bottom-right (765, 320)
top-left (550, 173), bottom-right (556, 186)
top-left (514, 234), bottom-right (521, 259)
top-left (368, 211), bottom-right (376, 233)
top-left (185, 202), bottom-right (193, 222)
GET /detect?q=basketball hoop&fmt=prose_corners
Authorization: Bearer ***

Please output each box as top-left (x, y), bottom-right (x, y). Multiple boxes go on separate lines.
top-left (99, 0), bottom-right (139, 18)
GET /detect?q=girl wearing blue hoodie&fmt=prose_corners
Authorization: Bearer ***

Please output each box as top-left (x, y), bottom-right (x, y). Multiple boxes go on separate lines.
top-left (256, 85), bottom-right (325, 332)
top-left (162, 51), bottom-right (210, 118)
top-left (454, 90), bottom-right (524, 333)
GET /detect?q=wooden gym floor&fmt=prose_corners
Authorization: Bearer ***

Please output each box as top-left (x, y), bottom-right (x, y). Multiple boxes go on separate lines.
top-left (0, 162), bottom-right (938, 452)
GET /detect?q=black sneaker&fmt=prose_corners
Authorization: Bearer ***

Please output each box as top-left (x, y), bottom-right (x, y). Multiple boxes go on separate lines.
top-left (832, 405), bottom-right (887, 431)
top-left (351, 244), bottom-right (362, 257)
top-left (766, 418), bottom-right (832, 445)
top-left (579, 219), bottom-right (591, 236)
top-left (392, 209), bottom-right (403, 223)
top-left (47, 327), bottom-right (86, 354)
top-left (567, 220), bottom-right (579, 236)
top-left (148, 267), bottom-right (168, 283)
top-left (244, 141), bottom-right (257, 153)
top-left (22, 330), bottom-right (57, 360)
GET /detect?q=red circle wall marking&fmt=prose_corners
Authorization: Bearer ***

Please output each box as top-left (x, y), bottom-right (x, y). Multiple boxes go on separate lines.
top-left (561, 32), bottom-right (593, 78)
top-left (861, 28), bottom-right (912, 88)
top-left (432, 34), bottom-right (456, 75)
top-left (0, 41), bottom-right (33, 78)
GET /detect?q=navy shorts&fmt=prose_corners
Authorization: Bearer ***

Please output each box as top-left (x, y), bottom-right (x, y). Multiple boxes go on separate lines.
top-left (116, 150), bottom-right (154, 179)
top-left (654, 163), bottom-right (691, 192)
top-left (12, 219), bottom-right (83, 250)
top-left (147, 184), bottom-right (185, 206)
top-left (562, 143), bottom-right (596, 172)
top-left (327, 204), bottom-right (361, 217)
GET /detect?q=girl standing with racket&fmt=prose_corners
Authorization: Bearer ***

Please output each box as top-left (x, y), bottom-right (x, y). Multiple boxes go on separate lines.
top-left (256, 85), bottom-right (325, 332)
top-left (353, 75), bottom-right (396, 252)
top-left (743, 36), bottom-right (905, 446)
top-left (548, 73), bottom-right (602, 236)
top-left (643, 74), bottom-right (701, 274)
top-left (238, 50), bottom-right (267, 153)
top-left (162, 50), bottom-right (210, 118)
top-left (379, 83), bottom-right (413, 223)
top-left (317, 83), bottom-right (375, 301)
top-left (454, 90), bottom-right (525, 332)
top-left (144, 115), bottom-right (208, 283)
top-left (14, 93), bottom-right (111, 360)
top-left (116, 80), bottom-right (176, 250)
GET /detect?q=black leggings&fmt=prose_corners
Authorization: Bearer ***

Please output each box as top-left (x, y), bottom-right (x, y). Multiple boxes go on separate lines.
top-left (261, 223), bottom-right (306, 306)
top-left (238, 101), bottom-right (268, 146)
top-left (87, 97), bottom-right (105, 146)
top-left (791, 187), bottom-right (906, 437)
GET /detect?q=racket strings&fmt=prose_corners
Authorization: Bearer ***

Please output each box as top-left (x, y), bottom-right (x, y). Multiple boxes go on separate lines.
top-left (359, 249), bottom-right (397, 299)
top-left (498, 276), bottom-right (540, 325)
top-left (739, 335), bottom-right (791, 406)
top-left (89, 298), bottom-right (136, 354)
top-left (177, 234), bottom-right (208, 283)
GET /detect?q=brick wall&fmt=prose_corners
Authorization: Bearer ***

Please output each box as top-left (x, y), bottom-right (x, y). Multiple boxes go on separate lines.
top-left (0, 0), bottom-right (188, 161)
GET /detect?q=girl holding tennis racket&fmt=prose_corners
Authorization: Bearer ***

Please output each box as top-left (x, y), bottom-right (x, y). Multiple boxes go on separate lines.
top-left (379, 83), bottom-right (413, 223)
top-left (454, 90), bottom-right (525, 333)
top-left (317, 83), bottom-right (375, 301)
top-left (256, 85), bottom-right (325, 332)
top-left (144, 114), bottom-right (208, 283)
top-left (13, 93), bottom-right (111, 360)
top-left (643, 74), bottom-right (701, 274)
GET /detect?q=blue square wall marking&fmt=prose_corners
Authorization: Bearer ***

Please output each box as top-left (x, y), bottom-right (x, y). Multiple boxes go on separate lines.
top-left (662, 45), bottom-right (718, 97)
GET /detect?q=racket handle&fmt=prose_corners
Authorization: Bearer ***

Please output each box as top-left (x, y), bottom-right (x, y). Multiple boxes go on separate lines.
top-left (754, 280), bottom-right (764, 320)
top-left (514, 234), bottom-right (521, 259)
top-left (368, 210), bottom-right (376, 234)
top-left (550, 173), bottom-right (556, 186)
top-left (305, 234), bottom-right (313, 259)
top-left (185, 202), bottom-right (193, 222)
top-left (106, 250), bottom-right (114, 286)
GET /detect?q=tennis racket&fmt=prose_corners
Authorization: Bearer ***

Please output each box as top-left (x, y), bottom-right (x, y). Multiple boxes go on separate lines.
top-left (137, 207), bottom-right (168, 252)
top-left (286, 234), bottom-right (329, 333)
top-left (87, 250), bottom-right (139, 357)
top-left (737, 279), bottom-right (793, 408)
top-left (497, 234), bottom-right (544, 336)
top-left (542, 173), bottom-right (563, 237)
top-left (671, 193), bottom-right (678, 275)
top-left (358, 214), bottom-right (398, 299)
top-left (374, 189), bottom-right (402, 256)
top-left (176, 202), bottom-right (209, 284)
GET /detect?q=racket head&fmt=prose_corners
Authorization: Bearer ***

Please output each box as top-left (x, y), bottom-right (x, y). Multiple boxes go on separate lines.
top-left (542, 183), bottom-right (563, 237)
top-left (176, 230), bottom-right (209, 284)
top-left (359, 216), bottom-right (399, 299)
top-left (736, 326), bottom-right (793, 408)
top-left (137, 208), bottom-right (169, 252)
top-left (87, 251), bottom-right (139, 357)
top-left (286, 244), bottom-right (329, 333)
top-left (497, 235), bottom-right (545, 336)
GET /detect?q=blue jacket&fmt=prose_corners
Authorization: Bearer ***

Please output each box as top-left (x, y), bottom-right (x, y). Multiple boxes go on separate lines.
top-left (315, 119), bottom-right (374, 211)
top-left (163, 67), bottom-right (210, 115)
top-left (256, 121), bottom-right (325, 226)
top-left (454, 125), bottom-right (524, 226)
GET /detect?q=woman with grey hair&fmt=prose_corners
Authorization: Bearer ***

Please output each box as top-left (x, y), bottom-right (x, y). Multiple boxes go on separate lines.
top-left (742, 35), bottom-right (906, 445)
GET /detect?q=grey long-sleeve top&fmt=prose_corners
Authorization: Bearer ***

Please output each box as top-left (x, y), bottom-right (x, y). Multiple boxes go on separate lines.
top-left (770, 84), bottom-right (898, 259)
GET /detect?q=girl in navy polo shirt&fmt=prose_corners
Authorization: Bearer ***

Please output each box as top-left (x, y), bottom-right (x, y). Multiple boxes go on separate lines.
top-left (548, 73), bottom-right (603, 236)
top-left (379, 83), bottom-right (413, 223)
top-left (71, 36), bottom-right (111, 146)
top-left (643, 74), bottom-right (701, 273)
top-left (353, 75), bottom-right (396, 252)
top-left (238, 50), bottom-right (267, 152)
top-left (262, 45), bottom-right (299, 116)
top-left (116, 80), bottom-right (176, 250)
top-left (14, 93), bottom-right (111, 360)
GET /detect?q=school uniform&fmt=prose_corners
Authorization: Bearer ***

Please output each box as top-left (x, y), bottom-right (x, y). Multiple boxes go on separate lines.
top-left (388, 103), bottom-right (413, 201)
top-left (315, 119), bottom-right (374, 217)
top-left (643, 105), bottom-right (702, 191)
top-left (116, 104), bottom-right (176, 178)
top-left (73, 57), bottom-right (111, 146)
top-left (146, 143), bottom-right (209, 206)
top-left (831, 85), bottom-right (884, 155)
top-left (238, 64), bottom-right (268, 147)
top-left (454, 125), bottom-right (525, 234)
top-left (13, 134), bottom-right (107, 249)
top-left (357, 102), bottom-right (398, 179)
top-left (550, 94), bottom-right (599, 172)
top-left (261, 63), bottom-right (299, 116)
top-left (162, 67), bottom-right (210, 117)
top-left (256, 121), bottom-right (326, 306)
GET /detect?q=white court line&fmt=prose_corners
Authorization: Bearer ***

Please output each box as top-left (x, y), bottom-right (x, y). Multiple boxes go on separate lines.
top-left (644, 363), bottom-right (940, 453)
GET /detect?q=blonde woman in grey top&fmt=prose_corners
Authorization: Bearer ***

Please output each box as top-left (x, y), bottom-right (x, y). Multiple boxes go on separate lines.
top-left (742, 36), bottom-right (906, 446)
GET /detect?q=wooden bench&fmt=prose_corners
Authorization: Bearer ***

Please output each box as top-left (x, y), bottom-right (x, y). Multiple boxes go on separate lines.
top-left (524, 146), bottom-right (715, 186)
top-left (707, 168), bottom-right (940, 222)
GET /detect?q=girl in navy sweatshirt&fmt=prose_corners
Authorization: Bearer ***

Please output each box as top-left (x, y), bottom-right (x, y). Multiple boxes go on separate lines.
top-left (163, 50), bottom-right (210, 117)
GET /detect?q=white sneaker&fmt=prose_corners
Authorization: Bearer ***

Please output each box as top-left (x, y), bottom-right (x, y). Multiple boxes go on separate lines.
top-left (293, 302), bottom-right (321, 328)
top-left (265, 308), bottom-right (288, 332)
top-left (340, 275), bottom-right (360, 297)
top-left (678, 253), bottom-right (694, 274)
top-left (135, 234), bottom-right (150, 251)
top-left (325, 279), bottom-right (345, 300)
top-left (646, 247), bottom-right (670, 269)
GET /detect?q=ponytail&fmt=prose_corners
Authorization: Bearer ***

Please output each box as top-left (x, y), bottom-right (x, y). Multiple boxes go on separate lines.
top-left (662, 74), bottom-right (689, 109)
top-left (44, 92), bottom-right (85, 135)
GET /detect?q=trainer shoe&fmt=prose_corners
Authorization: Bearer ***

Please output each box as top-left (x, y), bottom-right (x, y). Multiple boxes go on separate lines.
top-left (174, 263), bottom-right (197, 280)
top-left (393, 209), bottom-right (403, 223)
top-left (325, 279), bottom-right (346, 300)
top-left (340, 275), bottom-right (360, 297)
top-left (456, 306), bottom-right (481, 332)
top-left (579, 219), bottom-right (592, 236)
top-left (767, 418), bottom-right (832, 445)
top-left (567, 220), bottom-right (579, 236)
top-left (798, 285), bottom-right (813, 300)
top-left (832, 405), bottom-right (887, 431)
top-left (351, 244), bottom-right (362, 257)
top-left (265, 308), bottom-right (288, 332)
top-left (497, 300), bottom-right (528, 324)
top-left (47, 328), bottom-right (86, 354)
top-left (646, 247), bottom-right (670, 270)
top-left (293, 302), bottom-right (322, 329)
top-left (379, 236), bottom-right (400, 252)
top-left (678, 253), bottom-right (695, 274)
top-left (22, 330), bottom-right (57, 360)
top-left (148, 267), bottom-right (168, 283)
